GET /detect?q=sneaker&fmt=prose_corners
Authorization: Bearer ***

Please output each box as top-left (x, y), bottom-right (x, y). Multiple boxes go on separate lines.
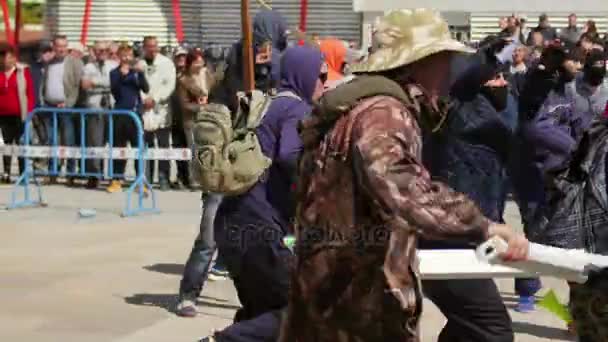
top-left (208, 264), bottom-right (230, 281)
top-left (159, 179), bottom-right (171, 192)
top-left (86, 178), bottom-right (99, 189)
top-left (171, 182), bottom-right (185, 190)
top-left (66, 177), bottom-right (77, 187)
top-left (0, 175), bottom-right (10, 184)
top-left (198, 336), bottom-right (216, 342)
top-left (515, 296), bottom-right (536, 313)
top-left (176, 299), bottom-right (198, 318)
top-left (106, 180), bottom-right (123, 193)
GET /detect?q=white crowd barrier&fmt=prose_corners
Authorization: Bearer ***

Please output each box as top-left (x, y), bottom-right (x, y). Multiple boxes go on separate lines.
top-left (0, 145), bottom-right (192, 161)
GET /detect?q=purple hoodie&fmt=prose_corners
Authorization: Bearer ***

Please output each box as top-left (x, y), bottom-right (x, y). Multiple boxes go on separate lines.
top-left (216, 46), bottom-right (323, 233)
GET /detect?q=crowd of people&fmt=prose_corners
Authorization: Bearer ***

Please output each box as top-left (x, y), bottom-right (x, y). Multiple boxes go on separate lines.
top-left (1, 6), bottom-right (608, 342)
top-left (179, 8), bottom-right (605, 342)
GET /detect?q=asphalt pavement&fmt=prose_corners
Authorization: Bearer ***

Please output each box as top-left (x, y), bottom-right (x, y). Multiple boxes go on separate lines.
top-left (0, 184), bottom-right (574, 342)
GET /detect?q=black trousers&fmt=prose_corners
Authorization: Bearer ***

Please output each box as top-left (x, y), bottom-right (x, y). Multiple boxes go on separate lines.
top-left (423, 279), bottom-right (514, 342)
top-left (0, 116), bottom-right (25, 176)
top-left (111, 115), bottom-right (138, 178)
top-left (144, 128), bottom-right (170, 183)
top-left (215, 213), bottom-right (291, 323)
top-left (172, 123), bottom-right (190, 185)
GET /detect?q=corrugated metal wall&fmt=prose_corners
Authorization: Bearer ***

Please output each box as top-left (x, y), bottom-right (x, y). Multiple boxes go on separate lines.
top-left (46, 0), bottom-right (203, 45)
top-left (471, 13), bottom-right (608, 42)
top-left (200, 0), bottom-right (361, 47)
top-left (46, 0), bottom-right (361, 47)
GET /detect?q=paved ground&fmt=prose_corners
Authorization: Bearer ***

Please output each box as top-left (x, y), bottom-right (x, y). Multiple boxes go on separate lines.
top-left (0, 184), bottom-right (575, 342)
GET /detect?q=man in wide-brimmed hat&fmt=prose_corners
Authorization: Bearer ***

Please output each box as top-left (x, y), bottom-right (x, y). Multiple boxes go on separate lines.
top-left (278, 9), bottom-right (529, 342)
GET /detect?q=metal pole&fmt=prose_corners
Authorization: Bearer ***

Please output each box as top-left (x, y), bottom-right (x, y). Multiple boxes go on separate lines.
top-left (14, 0), bottom-right (21, 58)
top-left (241, 0), bottom-right (255, 92)
top-left (80, 0), bottom-right (93, 45)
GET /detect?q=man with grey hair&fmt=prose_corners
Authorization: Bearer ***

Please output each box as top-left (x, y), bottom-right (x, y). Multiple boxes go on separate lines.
top-left (81, 41), bottom-right (118, 188)
top-left (41, 35), bottom-right (78, 183)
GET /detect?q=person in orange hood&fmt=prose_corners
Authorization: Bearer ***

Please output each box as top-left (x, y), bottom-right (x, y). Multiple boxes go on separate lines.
top-left (319, 38), bottom-right (347, 87)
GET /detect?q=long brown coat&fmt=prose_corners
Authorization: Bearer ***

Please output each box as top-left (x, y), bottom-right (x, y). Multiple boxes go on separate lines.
top-left (176, 69), bottom-right (214, 127)
top-left (280, 83), bottom-right (490, 342)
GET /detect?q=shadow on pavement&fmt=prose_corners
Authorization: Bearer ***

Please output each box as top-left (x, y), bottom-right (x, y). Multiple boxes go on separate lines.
top-left (511, 322), bottom-right (574, 341)
top-left (196, 299), bottom-right (241, 311)
top-left (144, 263), bottom-right (184, 276)
top-left (125, 293), bottom-right (179, 313)
top-left (124, 293), bottom-right (241, 313)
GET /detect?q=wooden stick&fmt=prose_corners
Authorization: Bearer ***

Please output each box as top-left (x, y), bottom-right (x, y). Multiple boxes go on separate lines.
top-left (241, 0), bottom-right (255, 92)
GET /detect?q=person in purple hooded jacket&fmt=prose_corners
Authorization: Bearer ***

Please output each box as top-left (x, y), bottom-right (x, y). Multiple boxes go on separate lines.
top-left (509, 45), bottom-right (580, 311)
top-left (209, 46), bottom-right (326, 335)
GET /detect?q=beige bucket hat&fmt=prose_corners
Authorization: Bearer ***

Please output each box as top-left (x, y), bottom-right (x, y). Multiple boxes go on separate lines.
top-left (351, 9), bottom-right (474, 73)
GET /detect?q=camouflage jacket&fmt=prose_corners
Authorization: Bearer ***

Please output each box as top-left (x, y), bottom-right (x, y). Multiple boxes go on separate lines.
top-left (280, 78), bottom-right (491, 342)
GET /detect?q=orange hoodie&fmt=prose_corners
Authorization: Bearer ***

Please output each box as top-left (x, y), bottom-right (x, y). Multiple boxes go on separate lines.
top-left (319, 39), bottom-right (347, 83)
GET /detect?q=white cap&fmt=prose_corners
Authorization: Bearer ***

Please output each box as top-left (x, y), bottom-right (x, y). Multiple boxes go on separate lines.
top-left (67, 42), bottom-right (85, 53)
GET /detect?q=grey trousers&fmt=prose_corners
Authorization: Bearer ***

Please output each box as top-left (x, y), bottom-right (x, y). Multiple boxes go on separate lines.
top-left (86, 114), bottom-right (105, 177)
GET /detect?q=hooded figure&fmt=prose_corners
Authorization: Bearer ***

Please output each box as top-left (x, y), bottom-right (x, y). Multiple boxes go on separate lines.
top-left (209, 8), bottom-right (289, 111)
top-left (319, 38), bottom-right (347, 86)
top-left (211, 46), bottom-right (324, 332)
top-left (424, 63), bottom-right (516, 226)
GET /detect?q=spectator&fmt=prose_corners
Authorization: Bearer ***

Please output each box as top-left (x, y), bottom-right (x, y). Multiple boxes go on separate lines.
top-left (506, 45), bottom-right (529, 98)
top-left (579, 32), bottom-right (597, 52)
top-left (174, 48), bottom-right (211, 190)
top-left (519, 18), bottom-right (531, 45)
top-left (499, 17), bottom-right (508, 32)
top-left (139, 36), bottom-right (176, 191)
top-left (30, 43), bottom-right (53, 109)
top-left (559, 13), bottom-right (582, 48)
top-left (529, 13), bottom-right (557, 44)
top-left (41, 35), bottom-right (77, 183)
top-left (530, 30), bottom-right (545, 49)
top-left (170, 46), bottom-right (189, 190)
top-left (174, 47), bottom-right (187, 78)
top-left (0, 45), bottom-right (35, 183)
top-left (81, 41), bottom-right (118, 189)
top-left (109, 42), bottom-right (120, 63)
top-left (64, 42), bottom-right (86, 183)
top-left (583, 20), bottom-right (599, 38)
top-left (107, 45), bottom-right (149, 193)
top-left (311, 33), bottom-right (321, 46)
top-left (29, 43), bottom-right (54, 147)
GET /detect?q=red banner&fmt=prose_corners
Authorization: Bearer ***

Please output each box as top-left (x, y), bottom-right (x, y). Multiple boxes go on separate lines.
top-left (171, 0), bottom-right (184, 44)
top-left (80, 0), bottom-right (93, 45)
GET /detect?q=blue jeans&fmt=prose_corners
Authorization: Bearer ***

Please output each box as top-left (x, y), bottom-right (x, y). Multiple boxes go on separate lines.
top-left (513, 199), bottom-right (543, 297)
top-left (42, 114), bottom-right (76, 174)
top-left (178, 193), bottom-right (223, 300)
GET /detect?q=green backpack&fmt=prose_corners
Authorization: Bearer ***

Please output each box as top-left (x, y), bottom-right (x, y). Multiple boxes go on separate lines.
top-left (192, 90), bottom-right (301, 195)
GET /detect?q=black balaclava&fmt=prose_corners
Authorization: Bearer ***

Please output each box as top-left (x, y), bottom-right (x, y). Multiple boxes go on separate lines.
top-left (480, 85), bottom-right (509, 112)
top-left (583, 50), bottom-right (607, 87)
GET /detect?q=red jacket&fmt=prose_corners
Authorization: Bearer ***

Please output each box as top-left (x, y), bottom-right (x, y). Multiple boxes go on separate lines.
top-left (0, 66), bottom-right (35, 118)
top-left (604, 101), bottom-right (608, 118)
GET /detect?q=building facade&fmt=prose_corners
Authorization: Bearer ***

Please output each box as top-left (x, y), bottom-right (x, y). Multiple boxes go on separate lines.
top-left (44, 0), bottom-right (361, 47)
top-left (42, 0), bottom-right (608, 49)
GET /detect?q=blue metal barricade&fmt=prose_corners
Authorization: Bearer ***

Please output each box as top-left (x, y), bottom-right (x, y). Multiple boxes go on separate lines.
top-left (8, 108), bottom-right (159, 217)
